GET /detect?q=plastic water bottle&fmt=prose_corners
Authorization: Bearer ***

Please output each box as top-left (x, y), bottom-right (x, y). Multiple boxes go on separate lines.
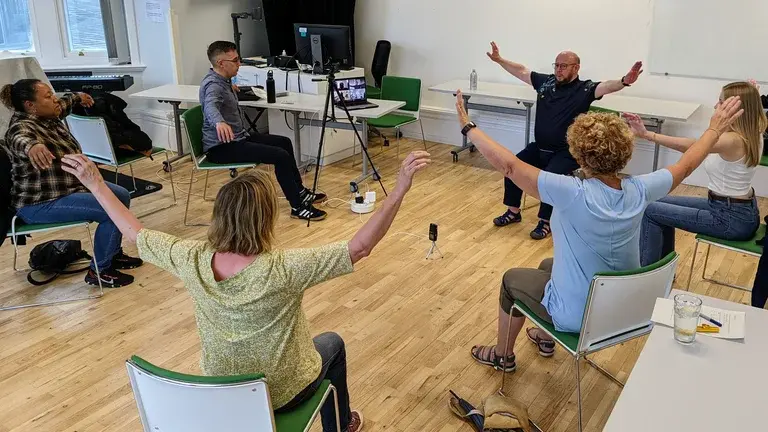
top-left (470, 69), bottom-right (478, 91)
top-left (281, 49), bottom-right (287, 57)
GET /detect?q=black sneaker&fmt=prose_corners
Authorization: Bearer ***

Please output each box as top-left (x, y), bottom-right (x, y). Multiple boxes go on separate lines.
top-left (493, 209), bottom-right (522, 227)
top-left (530, 220), bottom-right (551, 240)
top-left (85, 268), bottom-right (134, 288)
top-left (300, 188), bottom-right (327, 204)
top-left (111, 248), bottom-right (143, 270)
top-left (290, 205), bottom-right (328, 221)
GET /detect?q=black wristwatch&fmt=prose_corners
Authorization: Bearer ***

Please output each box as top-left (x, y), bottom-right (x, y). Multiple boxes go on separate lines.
top-left (621, 76), bottom-right (631, 87)
top-left (461, 121), bottom-right (477, 136)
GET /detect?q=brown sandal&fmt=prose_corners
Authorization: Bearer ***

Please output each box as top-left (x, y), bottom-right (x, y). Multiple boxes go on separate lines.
top-left (525, 328), bottom-right (555, 357)
top-left (470, 344), bottom-right (516, 372)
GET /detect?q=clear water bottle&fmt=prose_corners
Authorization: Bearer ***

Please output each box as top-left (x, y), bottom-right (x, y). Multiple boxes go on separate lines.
top-left (470, 69), bottom-right (478, 91)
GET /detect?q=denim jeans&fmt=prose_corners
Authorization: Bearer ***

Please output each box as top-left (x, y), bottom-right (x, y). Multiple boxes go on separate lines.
top-left (15, 183), bottom-right (131, 271)
top-left (276, 332), bottom-right (351, 432)
top-left (640, 194), bottom-right (760, 266)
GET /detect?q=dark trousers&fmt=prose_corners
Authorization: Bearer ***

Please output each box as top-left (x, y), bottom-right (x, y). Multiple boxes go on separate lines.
top-left (276, 332), bottom-right (351, 432)
top-left (206, 134), bottom-right (305, 208)
top-left (752, 246), bottom-right (768, 308)
top-left (503, 142), bottom-right (580, 221)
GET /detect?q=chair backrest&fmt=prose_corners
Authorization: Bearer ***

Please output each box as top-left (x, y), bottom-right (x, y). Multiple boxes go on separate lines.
top-left (577, 252), bottom-right (679, 354)
top-left (380, 76), bottom-right (421, 113)
top-left (126, 356), bottom-right (276, 432)
top-left (181, 106), bottom-right (205, 168)
top-left (66, 114), bottom-right (118, 165)
top-left (371, 40), bottom-right (391, 88)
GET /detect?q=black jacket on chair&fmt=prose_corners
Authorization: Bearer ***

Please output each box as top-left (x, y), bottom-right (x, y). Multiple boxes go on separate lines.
top-left (0, 144), bottom-right (16, 247)
top-left (72, 93), bottom-right (153, 157)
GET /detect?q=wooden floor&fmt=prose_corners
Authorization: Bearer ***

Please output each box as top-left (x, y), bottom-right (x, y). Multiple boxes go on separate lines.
top-left (0, 139), bottom-right (764, 432)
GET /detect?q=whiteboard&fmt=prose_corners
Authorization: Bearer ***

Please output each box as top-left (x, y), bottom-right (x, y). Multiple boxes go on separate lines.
top-left (649, 0), bottom-right (768, 82)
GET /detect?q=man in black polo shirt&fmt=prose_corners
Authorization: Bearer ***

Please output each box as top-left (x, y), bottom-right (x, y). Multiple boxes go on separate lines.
top-left (487, 42), bottom-right (643, 239)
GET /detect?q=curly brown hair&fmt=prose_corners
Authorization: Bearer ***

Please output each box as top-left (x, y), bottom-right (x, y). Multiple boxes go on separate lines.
top-left (567, 112), bottom-right (634, 176)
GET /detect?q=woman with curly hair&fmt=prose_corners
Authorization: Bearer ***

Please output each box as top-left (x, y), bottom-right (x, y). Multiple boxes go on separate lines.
top-left (454, 90), bottom-right (743, 368)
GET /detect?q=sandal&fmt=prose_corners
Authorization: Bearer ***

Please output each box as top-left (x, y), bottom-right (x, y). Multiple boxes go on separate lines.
top-left (526, 328), bottom-right (555, 357)
top-left (530, 220), bottom-right (551, 240)
top-left (471, 344), bottom-right (516, 372)
top-left (493, 209), bottom-right (522, 227)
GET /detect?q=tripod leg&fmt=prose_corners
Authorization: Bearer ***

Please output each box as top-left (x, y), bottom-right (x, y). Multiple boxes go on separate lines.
top-left (308, 76), bottom-right (334, 228)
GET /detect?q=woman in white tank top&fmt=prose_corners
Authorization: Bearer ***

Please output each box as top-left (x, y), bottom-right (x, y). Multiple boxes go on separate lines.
top-left (624, 81), bottom-right (766, 267)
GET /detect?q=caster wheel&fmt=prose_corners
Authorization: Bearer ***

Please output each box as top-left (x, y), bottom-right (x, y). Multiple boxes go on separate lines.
top-left (163, 162), bottom-right (173, 173)
top-left (230, 169), bottom-right (238, 178)
top-left (373, 173), bottom-right (381, 181)
top-left (383, 139), bottom-right (390, 147)
top-left (451, 152), bottom-right (459, 163)
top-left (469, 145), bottom-right (477, 153)
top-left (397, 130), bottom-right (404, 139)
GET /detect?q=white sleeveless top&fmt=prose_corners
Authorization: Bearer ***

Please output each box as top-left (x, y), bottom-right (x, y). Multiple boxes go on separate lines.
top-left (703, 153), bottom-right (756, 197)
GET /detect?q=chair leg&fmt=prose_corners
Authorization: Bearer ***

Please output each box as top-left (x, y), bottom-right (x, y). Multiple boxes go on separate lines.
top-left (585, 356), bottom-right (624, 387)
top-left (114, 166), bottom-right (119, 184)
top-left (499, 306), bottom-right (515, 396)
top-left (522, 193), bottom-right (527, 210)
top-left (702, 244), bottom-right (711, 281)
top-left (129, 164), bottom-right (138, 193)
top-left (686, 240), bottom-right (699, 291)
top-left (332, 386), bottom-right (341, 432)
top-left (419, 118), bottom-right (427, 151)
top-left (184, 168), bottom-right (195, 226)
top-left (166, 152), bottom-right (177, 203)
top-left (575, 356), bottom-right (583, 432)
top-left (203, 171), bottom-right (211, 202)
top-left (85, 223), bottom-right (104, 299)
top-left (396, 127), bottom-right (401, 160)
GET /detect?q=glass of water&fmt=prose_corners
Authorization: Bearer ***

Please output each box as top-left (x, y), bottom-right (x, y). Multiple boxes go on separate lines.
top-left (674, 294), bottom-right (703, 344)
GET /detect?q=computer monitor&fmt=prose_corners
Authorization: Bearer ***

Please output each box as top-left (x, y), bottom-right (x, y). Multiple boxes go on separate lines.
top-left (293, 23), bottom-right (354, 71)
top-left (333, 77), bottom-right (367, 104)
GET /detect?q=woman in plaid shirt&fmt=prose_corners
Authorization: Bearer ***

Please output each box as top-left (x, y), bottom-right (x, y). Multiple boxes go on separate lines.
top-left (1, 79), bottom-right (142, 287)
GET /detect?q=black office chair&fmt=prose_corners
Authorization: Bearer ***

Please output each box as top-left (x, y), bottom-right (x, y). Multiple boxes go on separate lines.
top-left (367, 40), bottom-right (391, 99)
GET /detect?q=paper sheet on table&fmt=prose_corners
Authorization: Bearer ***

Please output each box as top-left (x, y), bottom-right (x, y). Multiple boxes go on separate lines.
top-left (650, 298), bottom-right (746, 340)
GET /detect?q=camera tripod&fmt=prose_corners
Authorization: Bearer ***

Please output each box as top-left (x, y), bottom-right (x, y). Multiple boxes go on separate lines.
top-left (306, 64), bottom-right (387, 226)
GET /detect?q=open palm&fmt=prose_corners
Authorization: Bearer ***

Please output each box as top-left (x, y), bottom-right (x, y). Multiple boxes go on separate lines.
top-left (623, 61), bottom-right (644, 85)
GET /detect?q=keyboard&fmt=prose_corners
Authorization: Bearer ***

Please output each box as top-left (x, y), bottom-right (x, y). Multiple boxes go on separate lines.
top-left (46, 73), bottom-right (135, 93)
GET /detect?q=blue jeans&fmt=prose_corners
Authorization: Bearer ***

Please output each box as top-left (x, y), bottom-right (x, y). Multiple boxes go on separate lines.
top-left (16, 183), bottom-right (131, 271)
top-left (640, 194), bottom-right (760, 266)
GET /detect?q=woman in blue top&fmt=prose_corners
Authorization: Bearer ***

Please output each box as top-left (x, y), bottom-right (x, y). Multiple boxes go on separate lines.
top-left (456, 91), bottom-right (744, 371)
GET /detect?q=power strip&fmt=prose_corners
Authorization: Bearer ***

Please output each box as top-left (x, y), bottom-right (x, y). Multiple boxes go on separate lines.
top-left (351, 201), bottom-right (375, 214)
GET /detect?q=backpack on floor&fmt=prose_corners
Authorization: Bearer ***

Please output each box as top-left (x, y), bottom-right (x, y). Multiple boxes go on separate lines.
top-left (27, 240), bottom-right (92, 286)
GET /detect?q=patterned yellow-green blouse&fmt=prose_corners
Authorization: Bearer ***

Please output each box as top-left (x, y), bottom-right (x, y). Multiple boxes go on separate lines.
top-left (136, 229), bottom-right (354, 408)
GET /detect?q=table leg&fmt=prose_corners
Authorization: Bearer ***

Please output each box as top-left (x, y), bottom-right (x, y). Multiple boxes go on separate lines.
top-left (523, 102), bottom-right (533, 145)
top-left (163, 101), bottom-right (190, 172)
top-left (651, 118), bottom-right (665, 171)
top-left (450, 94), bottom-right (476, 162)
top-left (293, 112), bottom-right (312, 173)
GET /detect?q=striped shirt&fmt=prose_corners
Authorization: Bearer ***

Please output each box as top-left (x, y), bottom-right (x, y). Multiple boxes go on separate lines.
top-left (3, 94), bottom-right (86, 209)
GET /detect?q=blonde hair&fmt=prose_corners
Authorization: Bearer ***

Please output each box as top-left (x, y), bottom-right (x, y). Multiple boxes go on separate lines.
top-left (207, 171), bottom-right (279, 255)
top-left (567, 112), bottom-right (634, 176)
top-left (722, 81), bottom-right (767, 167)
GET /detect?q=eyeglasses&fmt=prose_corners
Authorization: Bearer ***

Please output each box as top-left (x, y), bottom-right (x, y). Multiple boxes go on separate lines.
top-left (220, 56), bottom-right (241, 64)
top-left (552, 63), bottom-right (577, 70)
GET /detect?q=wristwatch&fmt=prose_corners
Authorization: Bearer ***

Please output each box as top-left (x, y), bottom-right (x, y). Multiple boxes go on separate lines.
top-left (461, 121), bottom-right (477, 136)
top-left (621, 76), bottom-right (631, 87)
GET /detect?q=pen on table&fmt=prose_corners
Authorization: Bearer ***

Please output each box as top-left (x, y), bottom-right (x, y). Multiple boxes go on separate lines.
top-left (700, 313), bottom-right (722, 327)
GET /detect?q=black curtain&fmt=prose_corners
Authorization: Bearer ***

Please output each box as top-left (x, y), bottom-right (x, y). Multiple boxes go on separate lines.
top-left (262, 0), bottom-right (355, 63)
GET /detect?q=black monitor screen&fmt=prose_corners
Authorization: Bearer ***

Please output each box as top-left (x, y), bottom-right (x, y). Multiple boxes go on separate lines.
top-left (333, 78), bottom-right (366, 103)
top-left (293, 23), bottom-right (353, 69)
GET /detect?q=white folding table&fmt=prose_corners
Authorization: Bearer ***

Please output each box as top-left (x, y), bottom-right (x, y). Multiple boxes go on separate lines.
top-left (604, 289), bottom-right (768, 431)
top-left (429, 80), bottom-right (700, 170)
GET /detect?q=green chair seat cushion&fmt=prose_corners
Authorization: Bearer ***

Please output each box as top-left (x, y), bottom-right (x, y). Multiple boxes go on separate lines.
top-left (513, 300), bottom-right (579, 353)
top-left (115, 147), bottom-right (169, 166)
top-left (366, 85), bottom-right (381, 99)
top-left (198, 159), bottom-right (257, 170)
top-left (8, 220), bottom-right (88, 236)
top-left (696, 224), bottom-right (765, 256)
top-left (366, 113), bottom-right (418, 129)
top-left (761, 154), bottom-right (768, 167)
top-left (274, 380), bottom-right (332, 432)
top-left (130, 355), bottom-right (264, 385)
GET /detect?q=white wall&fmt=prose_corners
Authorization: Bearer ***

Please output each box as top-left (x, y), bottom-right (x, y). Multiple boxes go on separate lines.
top-left (354, 0), bottom-right (768, 193)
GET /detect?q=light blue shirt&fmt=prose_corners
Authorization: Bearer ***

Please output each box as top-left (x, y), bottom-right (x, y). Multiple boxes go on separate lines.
top-left (537, 169), bottom-right (673, 332)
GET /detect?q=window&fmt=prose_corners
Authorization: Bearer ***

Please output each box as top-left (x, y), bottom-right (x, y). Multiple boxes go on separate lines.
top-left (0, 0), bottom-right (33, 52)
top-left (62, 0), bottom-right (107, 52)
top-left (0, 0), bottom-right (134, 67)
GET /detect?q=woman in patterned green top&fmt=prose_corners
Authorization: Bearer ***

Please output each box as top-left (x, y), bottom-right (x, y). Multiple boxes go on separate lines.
top-left (59, 150), bottom-right (431, 432)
